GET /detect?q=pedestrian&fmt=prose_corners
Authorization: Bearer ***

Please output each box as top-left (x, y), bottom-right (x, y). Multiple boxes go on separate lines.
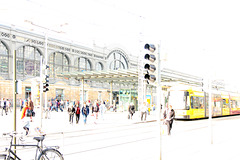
top-left (163, 105), bottom-right (175, 135)
top-left (99, 101), bottom-right (106, 120)
top-left (68, 103), bottom-right (75, 124)
top-left (75, 104), bottom-right (81, 124)
top-left (128, 102), bottom-right (135, 119)
top-left (66, 100), bottom-right (69, 108)
top-left (93, 101), bottom-right (99, 123)
top-left (1, 98), bottom-right (7, 116)
top-left (28, 97), bottom-right (34, 121)
top-left (44, 100), bottom-right (50, 119)
top-left (21, 100), bottom-right (30, 135)
top-left (140, 101), bottom-right (148, 121)
top-left (51, 98), bottom-right (54, 111)
top-left (82, 102), bottom-right (89, 125)
top-left (20, 98), bottom-right (24, 111)
top-left (6, 99), bottom-right (11, 113)
top-left (60, 99), bottom-right (64, 112)
top-left (54, 99), bottom-right (58, 112)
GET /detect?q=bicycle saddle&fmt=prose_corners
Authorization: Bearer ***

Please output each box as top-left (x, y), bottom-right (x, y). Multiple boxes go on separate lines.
top-left (33, 135), bottom-right (45, 142)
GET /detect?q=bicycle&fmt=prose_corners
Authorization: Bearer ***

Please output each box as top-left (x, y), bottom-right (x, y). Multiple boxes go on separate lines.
top-left (0, 131), bottom-right (64, 160)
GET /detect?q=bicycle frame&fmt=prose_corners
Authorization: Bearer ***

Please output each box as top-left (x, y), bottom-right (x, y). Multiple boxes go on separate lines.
top-left (7, 144), bottom-right (41, 160)
top-left (6, 135), bottom-right (44, 160)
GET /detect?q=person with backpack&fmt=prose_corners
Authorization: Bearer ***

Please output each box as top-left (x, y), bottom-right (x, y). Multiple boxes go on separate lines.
top-left (21, 100), bottom-right (30, 135)
top-left (82, 102), bottom-right (89, 125)
top-left (75, 104), bottom-right (81, 124)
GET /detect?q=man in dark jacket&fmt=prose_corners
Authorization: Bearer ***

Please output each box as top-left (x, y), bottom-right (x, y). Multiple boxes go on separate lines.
top-left (163, 105), bottom-right (175, 135)
top-left (82, 102), bottom-right (89, 124)
top-left (128, 102), bottom-right (135, 119)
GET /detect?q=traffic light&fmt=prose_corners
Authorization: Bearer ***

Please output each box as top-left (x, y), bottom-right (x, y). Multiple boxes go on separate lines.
top-left (144, 43), bottom-right (157, 84)
top-left (43, 75), bottom-right (49, 92)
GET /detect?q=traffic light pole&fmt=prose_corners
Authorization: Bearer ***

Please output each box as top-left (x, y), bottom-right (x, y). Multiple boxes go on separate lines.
top-left (44, 33), bottom-right (48, 110)
top-left (40, 56), bottom-right (43, 128)
top-left (13, 50), bottom-right (17, 155)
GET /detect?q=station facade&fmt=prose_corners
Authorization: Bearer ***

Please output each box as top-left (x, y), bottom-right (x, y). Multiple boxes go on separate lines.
top-left (0, 24), bottom-right (138, 107)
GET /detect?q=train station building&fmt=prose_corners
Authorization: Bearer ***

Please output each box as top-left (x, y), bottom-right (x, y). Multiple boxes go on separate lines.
top-left (1, 24), bottom-right (221, 111)
top-left (0, 24), bottom-right (139, 108)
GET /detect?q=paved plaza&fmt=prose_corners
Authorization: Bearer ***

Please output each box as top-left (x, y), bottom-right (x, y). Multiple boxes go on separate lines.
top-left (1, 108), bottom-right (240, 160)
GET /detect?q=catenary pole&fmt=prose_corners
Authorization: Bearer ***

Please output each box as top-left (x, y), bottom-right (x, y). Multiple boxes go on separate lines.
top-left (110, 81), bottom-right (113, 106)
top-left (81, 78), bottom-right (84, 107)
top-left (157, 42), bottom-right (162, 160)
top-left (209, 77), bottom-right (213, 144)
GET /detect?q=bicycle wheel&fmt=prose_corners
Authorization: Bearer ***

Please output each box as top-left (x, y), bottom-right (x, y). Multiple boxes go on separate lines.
top-left (38, 148), bottom-right (63, 160)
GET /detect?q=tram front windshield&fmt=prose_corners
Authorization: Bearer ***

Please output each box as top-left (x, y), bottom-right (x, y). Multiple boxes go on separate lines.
top-left (169, 91), bottom-right (187, 110)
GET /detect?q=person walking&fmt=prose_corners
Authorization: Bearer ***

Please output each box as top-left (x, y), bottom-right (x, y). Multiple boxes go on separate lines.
top-left (99, 101), bottom-right (106, 120)
top-left (82, 102), bottom-right (89, 125)
top-left (20, 98), bottom-right (24, 111)
top-left (28, 97), bottom-right (34, 121)
top-left (140, 101), bottom-right (148, 121)
top-left (93, 101), bottom-right (99, 123)
top-left (60, 99), bottom-right (64, 112)
top-left (54, 99), bottom-right (58, 112)
top-left (128, 102), bottom-right (135, 119)
top-left (68, 104), bottom-right (75, 124)
top-left (163, 105), bottom-right (175, 135)
top-left (21, 100), bottom-right (30, 135)
top-left (1, 98), bottom-right (7, 116)
top-left (75, 104), bottom-right (81, 124)
top-left (6, 99), bottom-right (11, 113)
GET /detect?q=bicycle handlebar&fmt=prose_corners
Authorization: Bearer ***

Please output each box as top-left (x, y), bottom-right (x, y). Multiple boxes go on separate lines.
top-left (2, 131), bottom-right (18, 137)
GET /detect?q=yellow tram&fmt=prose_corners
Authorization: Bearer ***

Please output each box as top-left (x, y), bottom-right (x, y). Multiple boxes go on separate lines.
top-left (168, 87), bottom-right (240, 119)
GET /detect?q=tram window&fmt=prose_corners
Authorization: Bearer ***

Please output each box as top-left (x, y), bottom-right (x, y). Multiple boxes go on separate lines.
top-left (191, 96), bottom-right (204, 109)
top-left (237, 101), bottom-right (240, 108)
top-left (232, 101), bottom-right (237, 108)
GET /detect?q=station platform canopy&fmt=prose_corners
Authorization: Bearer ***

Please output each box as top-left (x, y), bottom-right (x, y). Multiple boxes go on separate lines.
top-left (58, 68), bottom-right (205, 87)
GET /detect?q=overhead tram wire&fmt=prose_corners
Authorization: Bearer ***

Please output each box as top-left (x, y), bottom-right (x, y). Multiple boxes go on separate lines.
top-left (24, 0), bottom-right (146, 38)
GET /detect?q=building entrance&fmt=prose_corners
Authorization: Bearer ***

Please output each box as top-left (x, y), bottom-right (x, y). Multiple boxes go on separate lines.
top-left (56, 89), bottom-right (64, 100)
top-left (25, 87), bottom-right (31, 100)
top-left (119, 89), bottom-right (138, 111)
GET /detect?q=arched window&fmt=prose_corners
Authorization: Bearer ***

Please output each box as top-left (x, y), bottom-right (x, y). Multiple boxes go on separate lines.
top-left (0, 41), bottom-right (9, 73)
top-left (96, 62), bottom-right (103, 71)
top-left (107, 50), bottom-right (128, 70)
top-left (74, 57), bottom-right (91, 72)
top-left (16, 45), bottom-right (42, 76)
top-left (49, 52), bottom-right (69, 78)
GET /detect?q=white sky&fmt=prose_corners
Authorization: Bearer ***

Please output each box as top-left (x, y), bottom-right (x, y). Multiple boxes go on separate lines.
top-left (1, 0), bottom-right (240, 90)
